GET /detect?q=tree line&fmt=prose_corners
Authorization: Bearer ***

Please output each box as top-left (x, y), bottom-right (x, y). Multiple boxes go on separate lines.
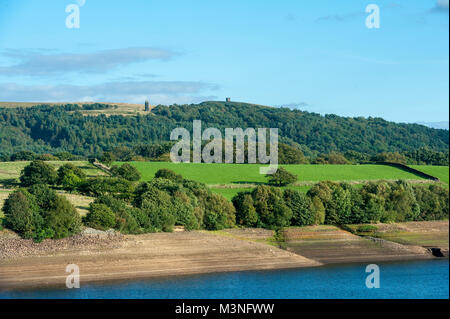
top-left (0, 102), bottom-right (448, 161)
top-left (2, 161), bottom-right (448, 242)
top-left (3, 146), bottom-right (448, 167)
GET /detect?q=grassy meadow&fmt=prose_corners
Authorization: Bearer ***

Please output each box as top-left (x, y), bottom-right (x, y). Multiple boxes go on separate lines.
top-left (409, 165), bottom-right (449, 184)
top-left (0, 161), bottom-right (101, 217)
top-left (0, 101), bottom-right (148, 116)
top-left (0, 160), bottom-right (446, 216)
top-left (0, 161), bottom-right (105, 183)
top-left (121, 162), bottom-right (428, 185)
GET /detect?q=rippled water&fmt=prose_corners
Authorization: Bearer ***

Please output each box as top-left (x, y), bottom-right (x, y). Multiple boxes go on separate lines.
top-left (1, 260), bottom-right (448, 299)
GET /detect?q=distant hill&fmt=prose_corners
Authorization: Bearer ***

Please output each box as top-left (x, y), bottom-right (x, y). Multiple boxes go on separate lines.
top-left (0, 101), bottom-right (448, 157)
top-left (0, 101), bottom-right (151, 116)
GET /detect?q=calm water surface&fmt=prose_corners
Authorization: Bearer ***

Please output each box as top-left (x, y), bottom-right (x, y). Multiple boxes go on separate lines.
top-left (1, 260), bottom-right (448, 299)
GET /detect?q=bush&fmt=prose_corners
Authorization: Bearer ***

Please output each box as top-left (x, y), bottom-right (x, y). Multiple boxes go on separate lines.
top-left (172, 192), bottom-right (199, 230)
top-left (386, 181), bottom-right (420, 222)
top-left (44, 196), bottom-right (81, 238)
top-left (311, 196), bottom-right (325, 225)
top-left (83, 203), bottom-right (116, 230)
top-left (80, 177), bottom-right (134, 198)
top-left (283, 189), bottom-right (315, 226)
top-left (20, 160), bottom-right (57, 186)
top-left (139, 187), bottom-right (176, 232)
top-left (110, 163), bottom-right (141, 181)
top-left (232, 192), bottom-right (258, 227)
top-left (314, 152), bottom-right (350, 164)
top-left (27, 184), bottom-right (58, 211)
top-left (93, 195), bottom-right (141, 234)
top-left (100, 152), bottom-right (115, 166)
top-left (251, 186), bottom-right (292, 229)
top-left (203, 193), bottom-right (236, 230)
top-left (356, 225), bottom-right (378, 233)
top-left (11, 151), bottom-right (36, 161)
top-left (2, 188), bottom-right (81, 241)
top-left (371, 152), bottom-right (407, 164)
top-left (266, 168), bottom-right (297, 186)
top-left (154, 169), bottom-right (183, 183)
top-left (2, 190), bottom-right (38, 238)
top-left (307, 181), bottom-right (355, 225)
top-left (57, 163), bottom-right (86, 185)
top-left (413, 184), bottom-right (449, 221)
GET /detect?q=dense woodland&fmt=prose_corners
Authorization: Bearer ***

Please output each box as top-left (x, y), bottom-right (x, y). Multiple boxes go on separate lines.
top-left (0, 102), bottom-right (448, 164)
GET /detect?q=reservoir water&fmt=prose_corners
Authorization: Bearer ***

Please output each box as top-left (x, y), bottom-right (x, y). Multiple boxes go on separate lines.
top-left (1, 260), bottom-right (448, 299)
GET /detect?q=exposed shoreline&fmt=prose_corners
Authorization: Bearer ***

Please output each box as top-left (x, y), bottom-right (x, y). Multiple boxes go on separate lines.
top-left (0, 222), bottom-right (447, 292)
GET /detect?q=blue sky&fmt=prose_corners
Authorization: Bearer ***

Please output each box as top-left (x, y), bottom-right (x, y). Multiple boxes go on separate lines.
top-left (0, 0), bottom-right (448, 123)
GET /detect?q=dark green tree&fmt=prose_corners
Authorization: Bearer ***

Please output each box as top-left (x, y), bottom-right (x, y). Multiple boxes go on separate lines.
top-left (20, 160), bottom-right (57, 186)
top-left (266, 168), bottom-right (297, 186)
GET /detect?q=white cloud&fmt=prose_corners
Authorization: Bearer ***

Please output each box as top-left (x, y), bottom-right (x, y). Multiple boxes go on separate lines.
top-left (0, 47), bottom-right (178, 76)
top-left (0, 80), bottom-right (218, 105)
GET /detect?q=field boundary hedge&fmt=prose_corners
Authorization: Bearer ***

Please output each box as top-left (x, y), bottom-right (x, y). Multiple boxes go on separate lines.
top-left (375, 162), bottom-right (440, 182)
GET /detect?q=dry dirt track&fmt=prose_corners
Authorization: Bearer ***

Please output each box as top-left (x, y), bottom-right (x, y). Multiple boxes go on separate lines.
top-left (0, 231), bottom-right (320, 290)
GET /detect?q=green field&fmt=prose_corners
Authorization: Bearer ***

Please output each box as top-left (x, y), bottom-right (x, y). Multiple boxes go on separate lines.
top-left (409, 165), bottom-right (449, 184)
top-left (0, 161), bottom-right (105, 183)
top-left (0, 161), bottom-right (443, 205)
top-left (122, 162), bottom-right (427, 185)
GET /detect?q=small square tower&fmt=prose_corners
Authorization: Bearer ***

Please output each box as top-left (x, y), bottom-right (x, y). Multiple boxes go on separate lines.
top-left (226, 97), bottom-right (231, 102)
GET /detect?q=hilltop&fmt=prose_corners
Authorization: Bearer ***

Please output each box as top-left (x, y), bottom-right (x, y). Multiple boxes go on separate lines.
top-left (0, 100), bottom-right (448, 157)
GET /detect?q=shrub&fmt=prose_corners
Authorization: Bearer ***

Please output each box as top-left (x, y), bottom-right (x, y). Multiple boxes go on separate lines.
top-left (307, 181), bottom-right (355, 225)
top-left (371, 152), bottom-right (407, 164)
top-left (203, 193), bottom-right (236, 230)
top-left (57, 164), bottom-right (86, 184)
top-left (80, 177), bottom-right (134, 198)
top-left (154, 168), bottom-right (183, 183)
top-left (251, 186), bottom-right (292, 229)
top-left (19, 160), bottom-right (57, 186)
top-left (60, 172), bottom-right (83, 191)
top-left (172, 191), bottom-right (199, 230)
top-left (266, 168), bottom-right (297, 186)
top-left (357, 225), bottom-right (378, 233)
top-left (386, 181), bottom-right (420, 222)
top-left (27, 184), bottom-right (58, 211)
top-left (2, 188), bottom-right (80, 241)
top-left (93, 195), bottom-right (140, 234)
top-left (283, 189), bottom-right (315, 226)
top-left (311, 196), bottom-right (325, 225)
top-left (100, 152), bottom-right (115, 166)
top-left (2, 190), bottom-right (38, 238)
top-left (139, 187), bottom-right (176, 232)
top-left (148, 178), bottom-right (184, 195)
top-left (203, 210), bottom-right (228, 230)
top-left (44, 195), bottom-right (81, 238)
top-left (110, 163), bottom-right (141, 181)
top-left (232, 192), bottom-right (258, 227)
top-left (11, 151), bottom-right (36, 161)
top-left (413, 184), bottom-right (449, 221)
top-left (83, 203), bottom-right (116, 230)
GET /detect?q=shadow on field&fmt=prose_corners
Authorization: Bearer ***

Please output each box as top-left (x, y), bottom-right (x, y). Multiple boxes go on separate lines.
top-left (374, 163), bottom-right (439, 181)
top-left (0, 178), bottom-right (19, 188)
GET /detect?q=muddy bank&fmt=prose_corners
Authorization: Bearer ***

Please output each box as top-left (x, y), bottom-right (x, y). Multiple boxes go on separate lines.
top-left (0, 221), bottom-right (447, 291)
top-left (283, 223), bottom-right (447, 264)
top-left (0, 230), bottom-right (319, 290)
